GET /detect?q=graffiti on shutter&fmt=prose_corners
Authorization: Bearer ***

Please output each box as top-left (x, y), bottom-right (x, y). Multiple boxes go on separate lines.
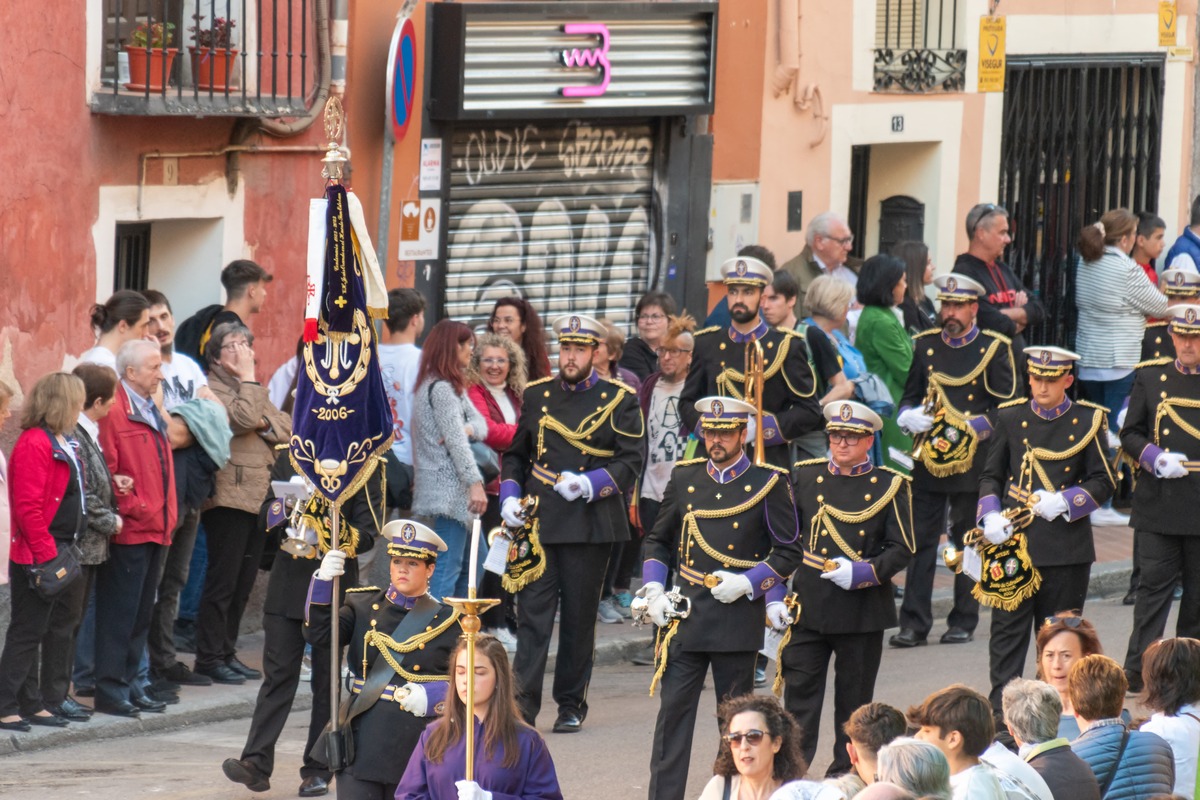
top-left (445, 120), bottom-right (656, 347)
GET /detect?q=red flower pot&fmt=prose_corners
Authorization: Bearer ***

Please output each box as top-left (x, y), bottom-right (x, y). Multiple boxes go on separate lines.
top-left (190, 46), bottom-right (239, 91)
top-left (125, 47), bottom-right (178, 91)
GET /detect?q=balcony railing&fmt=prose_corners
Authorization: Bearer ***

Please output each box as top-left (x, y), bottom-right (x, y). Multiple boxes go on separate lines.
top-left (91, 0), bottom-right (317, 117)
top-left (873, 0), bottom-right (966, 93)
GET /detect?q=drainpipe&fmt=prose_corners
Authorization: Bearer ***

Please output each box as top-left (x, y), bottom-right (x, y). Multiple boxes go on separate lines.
top-left (256, 0), bottom-right (334, 138)
top-left (772, 0), bottom-right (827, 147)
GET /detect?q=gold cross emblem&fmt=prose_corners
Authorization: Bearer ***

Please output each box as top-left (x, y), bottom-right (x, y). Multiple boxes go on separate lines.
top-left (334, 295), bottom-right (348, 308)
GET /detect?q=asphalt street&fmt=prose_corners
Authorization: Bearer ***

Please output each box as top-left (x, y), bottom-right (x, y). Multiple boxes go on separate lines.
top-left (1, 595), bottom-right (1173, 800)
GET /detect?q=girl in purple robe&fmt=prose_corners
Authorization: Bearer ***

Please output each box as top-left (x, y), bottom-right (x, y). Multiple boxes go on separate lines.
top-left (395, 635), bottom-right (563, 800)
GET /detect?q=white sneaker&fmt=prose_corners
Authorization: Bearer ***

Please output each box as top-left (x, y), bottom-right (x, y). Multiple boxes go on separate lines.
top-left (487, 627), bottom-right (518, 653)
top-left (1090, 507), bottom-right (1130, 527)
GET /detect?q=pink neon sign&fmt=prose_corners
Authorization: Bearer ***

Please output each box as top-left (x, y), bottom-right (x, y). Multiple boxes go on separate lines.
top-left (560, 23), bottom-right (611, 98)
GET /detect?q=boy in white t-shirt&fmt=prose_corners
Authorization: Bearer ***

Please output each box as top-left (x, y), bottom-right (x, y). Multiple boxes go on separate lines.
top-left (378, 289), bottom-right (426, 510)
top-left (910, 685), bottom-right (1005, 800)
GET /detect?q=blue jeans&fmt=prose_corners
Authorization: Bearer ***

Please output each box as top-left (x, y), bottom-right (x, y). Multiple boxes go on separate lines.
top-left (178, 524), bottom-right (208, 621)
top-left (428, 517), bottom-right (467, 601)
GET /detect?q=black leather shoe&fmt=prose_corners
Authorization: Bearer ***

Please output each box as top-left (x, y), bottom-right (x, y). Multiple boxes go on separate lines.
top-left (94, 699), bottom-right (141, 717)
top-left (940, 627), bottom-right (974, 644)
top-left (222, 758), bottom-right (270, 792)
top-left (0, 718), bottom-right (31, 732)
top-left (149, 688), bottom-right (180, 705)
top-left (1122, 588), bottom-right (1138, 606)
top-left (195, 664), bottom-right (246, 685)
top-left (298, 776), bottom-right (329, 797)
top-left (162, 661), bottom-right (213, 686)
top-left (46, 699), bottom-right (92, 722)
top-left (131, 691), bottom-right (167, 713)
top-left (552, 710), bottom-right (584, 733)
top-left (1126, 670), bottom-right (1145, 694)
top-left (889, 628), bottom-right (927, 648)
top-left (226, 656), bottom-right (262, 680)
top-left (26, 713), bottom-right (69, 728)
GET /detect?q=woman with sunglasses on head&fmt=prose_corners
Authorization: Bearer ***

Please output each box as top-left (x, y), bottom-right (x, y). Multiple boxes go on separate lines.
top-left (395, 634), bottom-right (563, 800)
top-left (1034, 612), bottom-right (1127, 740)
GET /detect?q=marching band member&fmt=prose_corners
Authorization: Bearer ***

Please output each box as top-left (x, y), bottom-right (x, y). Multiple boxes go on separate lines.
top-left (680, 256), bottom-right (822, 468)
top-left (781, 400), bottom-right (914, 775)
top-left (1142, 268), bottom-right (1200, 361)
top-left (1121, 304), bottom-right (1200, 693)
top-left (977, 346), bottom-right (1114, 712)
top-left (641, 396), bottom-right (801, 800)
top-left (892, 274), bottom-right (1017, 649)
top-left (499, 313), bottom-right (644, 733)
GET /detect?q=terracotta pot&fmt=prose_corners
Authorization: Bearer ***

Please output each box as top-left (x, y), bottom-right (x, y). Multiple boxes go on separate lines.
top-left (190, 47), bottom-right (239, 91)
top-left (125, 47), bottom-right (178, 91)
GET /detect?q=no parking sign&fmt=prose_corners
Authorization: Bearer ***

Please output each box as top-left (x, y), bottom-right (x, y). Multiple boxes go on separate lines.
top-left (385, 17), bottom-right (417, 143)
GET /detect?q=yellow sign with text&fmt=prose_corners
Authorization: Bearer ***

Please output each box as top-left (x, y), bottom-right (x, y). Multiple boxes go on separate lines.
top-left (1160, 1), bottom-right (1178, 47)
top-left (978, 17), bottom-right (1006, 93)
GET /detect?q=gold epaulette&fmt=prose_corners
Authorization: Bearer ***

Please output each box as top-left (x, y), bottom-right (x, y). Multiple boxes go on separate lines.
top-left (877, 465), bottom-right (913, 482)
top-left (776, 326), bottom-right (804, 338)
top-left (793, 457), bottom-right (827, 468)
top-left (606, 377), bottom-right (638, 394)
top-left (1146, 321), bottom-right (1168, 329)
top-left (762, 463), bottom-right (791, 475)
top-left (527, 375), bottom-right (555, 387)
top-left (674, 457), bottom-right (707, 467)
top-left (998, 397), bottom-right (1028, 409)
top-left (981, 329), bottom-right (1013, 345)
top-left (1136, 356), bottom-right (1173, 369)
top-left (694, 325), bottom-right (721, 336)
top-left (913, 328), bottom-right (943, 339)
top-left (347, 586), bottom-right (379, 593)
top-left (1075, 399), bottom-right (1111, 414)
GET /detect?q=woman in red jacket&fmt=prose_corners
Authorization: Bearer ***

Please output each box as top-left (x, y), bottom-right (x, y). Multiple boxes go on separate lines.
top-left (0, 372), bottom-right (88, 731)
top-left (467, 333), bottom-right (526, 647)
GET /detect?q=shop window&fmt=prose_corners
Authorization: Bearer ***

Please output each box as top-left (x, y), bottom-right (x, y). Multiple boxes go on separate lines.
top-left (873, 0), bottom-right (966, 93)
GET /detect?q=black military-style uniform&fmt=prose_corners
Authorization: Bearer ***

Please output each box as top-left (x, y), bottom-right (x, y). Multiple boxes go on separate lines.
top-left (500, 369), bottom-right (644, 725)
top-left (643, 454), bottom-right (802, 800)
top-left (782, 458), bottom-right (914, 775)
top-left (680, 320), bottom-right (822, 468)
top-left (1141, 322), bottom-right (1176, 362)
top-left (979, 397), bottom-right (1114, 709)
top-left (1121, 356), bottom-right (1200, 681)
top-left (304, 583), bottom-right (460, 798)
top-left (898, 326), bottom-right (1016, 639)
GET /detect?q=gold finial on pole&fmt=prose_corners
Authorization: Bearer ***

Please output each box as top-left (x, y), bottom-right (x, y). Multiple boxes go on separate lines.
top-left (443, 591), bottom-right (501, 781)
top-left (322, 96), bottom-right (348, 183)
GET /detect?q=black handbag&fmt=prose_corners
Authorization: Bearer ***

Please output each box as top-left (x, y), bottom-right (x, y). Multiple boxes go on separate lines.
top-left (26, 543), bottom-right (83, 599)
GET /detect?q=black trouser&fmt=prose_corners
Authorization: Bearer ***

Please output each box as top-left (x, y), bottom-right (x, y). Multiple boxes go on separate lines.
top-left (149, 507), bottom-right (201, 673)
top-left (480, 494), bottom-right (516, 632)
top-left (781, 628), bottom-right (884, 776)
top-left (241, 612), bottom-right (333, 780)
top-left (513, 541), bottom-right (611, 724)
top-left (196, 507), bottom-right (266, 671)
top-left (647, 647), bottom-right (756, 800)
top-left (605, 500), bottom-right (650, 597)
top-left (898, 489), bottom-right (979, 637)
top-left (334, 771), bottom-right (395, 800)
top-left (988, 563), bottom-right (1091, 711)
top-left (1124, 530), bottom-right (1200, 677)
top-left (0, 559), bottom-right (88, 716)
top-left (95, 542), bottom-right (166, 706)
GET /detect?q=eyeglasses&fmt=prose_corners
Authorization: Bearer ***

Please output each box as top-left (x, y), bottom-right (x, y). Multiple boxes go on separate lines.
top-left (480, 358), bottom-right (510, 367)
top-left (655, 347), bottom-right (693, 357)
top-left (221, 341), bottom-right (248, 350)
top-left (1042, 614), bottom-right (1085, 630)
top-left (723, 729), bottom-right (767, 746)
top-left (822, 234), bottom-right (854, 246)
top-left (828, 432), bottom-right (866, 445)
top-left (638, 313), bottom-right (667, 322)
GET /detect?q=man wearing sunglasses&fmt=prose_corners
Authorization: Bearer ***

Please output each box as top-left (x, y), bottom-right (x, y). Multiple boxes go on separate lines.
top-left (976, 346), bottom-right (1114, 714)
top-left (640, 396), bottom-right (802, 800)
top-left (779, 400), bottom-right (915, 776)
top-left (893, 274), bottom-right (1017, 650)
top-left (953, 203), bottom-right (1045, 380)
top-left (681, 256), bottom-right (822, 469)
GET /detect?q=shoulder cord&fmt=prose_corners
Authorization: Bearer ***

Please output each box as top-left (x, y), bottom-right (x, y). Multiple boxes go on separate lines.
top-left (681, 474), bottom-right (779, 569)
top-left (1018, 408), bottom-right (1106, 493)
top-left (807, 475), bottom-right (904, 557)
top-left (536, 389), bottom-right (626, 460)
top-left (1156, 397), bottom-right (1200, 444)
top-left (361, 609), bottom-right (461, 683)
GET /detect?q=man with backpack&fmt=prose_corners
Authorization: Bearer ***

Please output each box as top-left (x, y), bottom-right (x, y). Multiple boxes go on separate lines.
top-left (175, 260), bottom-right (273, 366)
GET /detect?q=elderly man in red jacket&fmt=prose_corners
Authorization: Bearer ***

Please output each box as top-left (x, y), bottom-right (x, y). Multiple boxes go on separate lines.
top-left (94, 339), bottom-right (178, 717)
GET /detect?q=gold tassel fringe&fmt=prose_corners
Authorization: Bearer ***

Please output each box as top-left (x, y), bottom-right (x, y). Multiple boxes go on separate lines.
top-left (648, 621), bottom-right (680, 697)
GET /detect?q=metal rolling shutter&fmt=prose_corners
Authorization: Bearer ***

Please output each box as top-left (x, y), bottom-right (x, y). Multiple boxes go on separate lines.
top-left (444, 120), bottom-right (656, 345)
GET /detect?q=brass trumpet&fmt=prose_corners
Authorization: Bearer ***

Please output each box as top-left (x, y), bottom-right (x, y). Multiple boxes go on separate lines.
top-left (745, 338), bottom-right (766, 466)
top-left (630, 585), bottom-right (693, 628)
top-left (944, 503), bottom-right (1037, 572)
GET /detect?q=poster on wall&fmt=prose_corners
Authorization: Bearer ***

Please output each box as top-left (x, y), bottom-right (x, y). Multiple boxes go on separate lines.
top-left (978, 16), bottom-right (1006, 93)
top-left (399, 199), bottom-right (441, 260)
top-left (420, 139), bottom-right (442, 191)
top-left (1160, 1), bottom-right (1178, 47)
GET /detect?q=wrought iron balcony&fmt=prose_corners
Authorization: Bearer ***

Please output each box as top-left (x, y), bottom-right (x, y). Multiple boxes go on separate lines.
top-left (872, 0), bottom-right (966, 94)
top-left (873, 48), bottom-right (967, 93)
top-left (91, 0), bottom-right (317, 117)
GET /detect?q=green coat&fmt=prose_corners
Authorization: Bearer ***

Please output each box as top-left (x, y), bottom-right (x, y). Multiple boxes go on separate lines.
top-left (855, 305), bottom-right (913, 472)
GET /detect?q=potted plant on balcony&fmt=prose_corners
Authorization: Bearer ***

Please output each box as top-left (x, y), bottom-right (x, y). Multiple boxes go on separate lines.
top-left (125, 21), bottom-right (177, 91)
top-left (189, 15), bottom-right (238, 91)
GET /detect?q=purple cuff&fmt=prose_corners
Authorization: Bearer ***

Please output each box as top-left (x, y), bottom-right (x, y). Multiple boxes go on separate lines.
top-left (764, 582), bottom-right (787, 604)
top-left (898, 405), bottom-right (914, 416)
top-left (499, 479), bottom-right (522, 505)
top-left (305, 576), bottom-right (332, 625)
top-left (968, 415), bottom-right (993, 440)
top-left (1139, 444), bottom-right (1164, 474)
top-left (760, 412), bottom-right (787, 447)
top-left (1061, 487), bottom-right (1099, 521)
top-left (583, 468), bottom-right (619, 502)
top-left (744, 562), bottom-right (784, 600)
top-left (976, 494), bottom-right (1001, 525)
top-left (423, 681), bottom-right (449, 717)
top-left (642, 559), bottom-right (668, 587)
top-left (850, 561), bottom-right (881, 589)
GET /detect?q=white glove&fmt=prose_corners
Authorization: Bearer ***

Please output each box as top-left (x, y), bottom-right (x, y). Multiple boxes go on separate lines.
top-left (396, 682), bottom-right (427, 716)
top-left (898, 407), bottom-right (935, 434)
top-left (1117, 406), bottom-right (1128, 430)
top-left (1032, 491), bottom-right (1070, 522)
top-left (766, 601), bottom-right (793, 631)
top-left (746, 416), bottom-right (757, 442)
top-left (982, 512), bottom-right (1013, 545)
top-left (1155, 451), bottom-right (1189, 479)
top-left (553, 471), bottom-right (585, 502)
top-left (638, 582), bottom-right (665, 604)
top-left (316, 549), bottom-right (346, 581)
top-left (1106, 429), bottom-right (1122, 451)
top-left (647, 594), bottom-right (673, 627)
top-left (710, 571), bottom-right (753, 604)
top-left (456, 780), bottom-right (493, 800)
top-left (819, 557), bottom-right (854, 590)
top-left (501, 497), bottom-right (525, 527)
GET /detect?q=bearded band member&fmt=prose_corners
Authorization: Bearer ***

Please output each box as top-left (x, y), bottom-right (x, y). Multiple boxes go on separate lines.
top-left (1121, 304), bottom-right (1200, 693)
top-left (680, 257), bottom-right (822, 468)
top-left (304, 520), bottom-right (461, 800)
top-left (782, 400), bottom-right (914, 776)
top-left (499, 314), bottom-right (645, 733)
top-left (977, 346), bottom-right (1114, 712)
top-left (640, 397), bottom-right (802, 800)
top-left (892, 274), bottom-right (1017, 649)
